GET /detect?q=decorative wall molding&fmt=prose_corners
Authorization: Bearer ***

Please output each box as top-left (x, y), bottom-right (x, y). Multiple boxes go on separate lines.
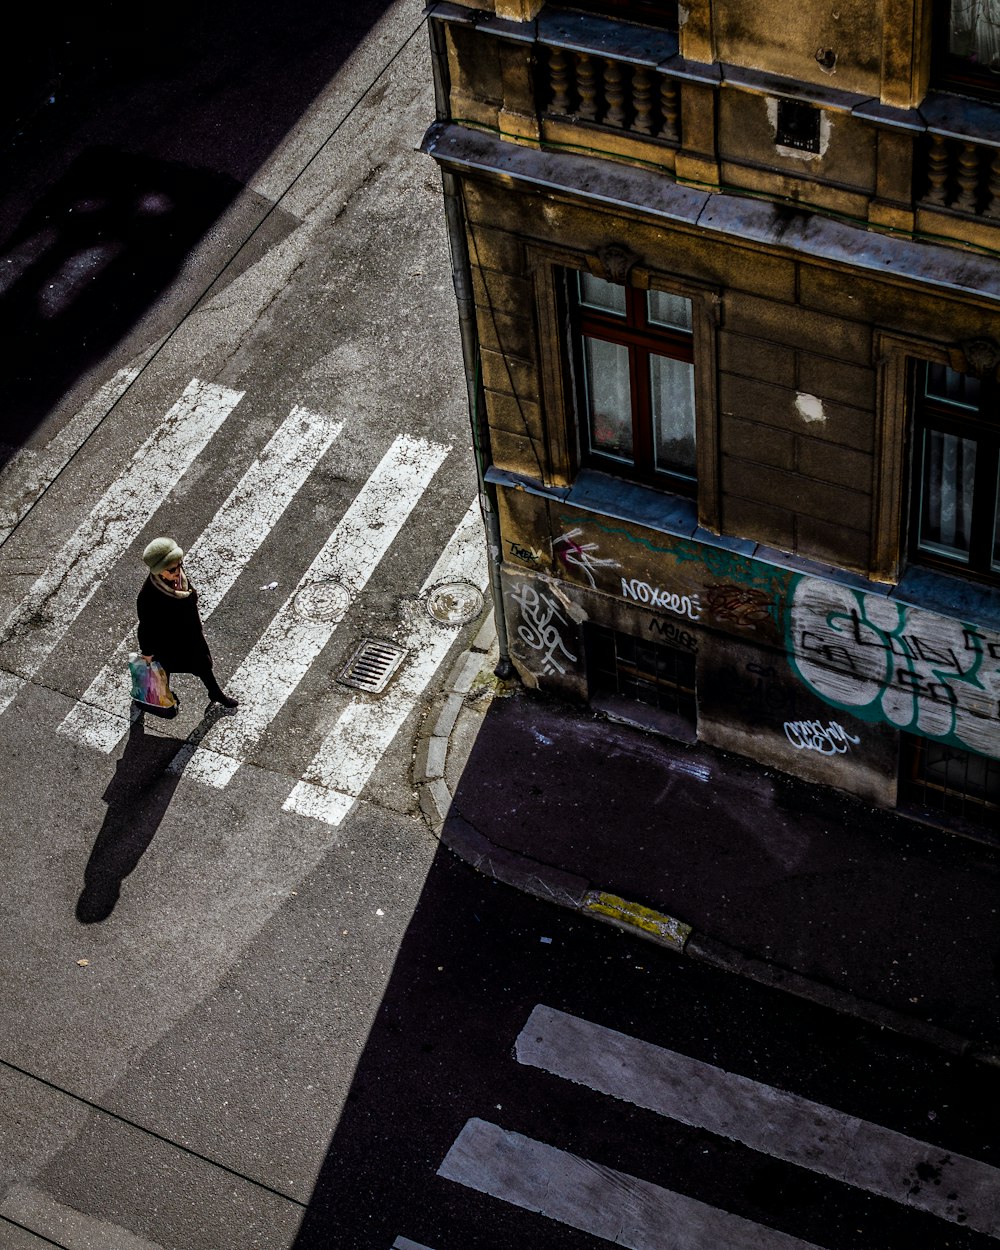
top-left (595, 244), bottom-right (639, 284)
top-left (953, 336), bottom-right (1000, 378)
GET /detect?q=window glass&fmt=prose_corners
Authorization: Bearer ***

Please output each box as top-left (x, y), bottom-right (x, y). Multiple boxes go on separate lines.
top-left (925, 362), bottom-right (982, 410)
top-left (578, 272), bottom-right (627, 316)
top-left (650, 354), bottom-right (696, 478)
top-left (647, 289), bottom-right (692, 331)
top-left (918, 429), bottom-right (977, 561)
top-left (949, 0), bottom-right (1000, 73)
top-left (583, 337), bottom-right (633, 460)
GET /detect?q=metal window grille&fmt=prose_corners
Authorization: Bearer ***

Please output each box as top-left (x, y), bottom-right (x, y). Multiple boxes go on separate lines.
top-left (901, 733), bottom-right (1000, 826)
top-left (586, 623), bottom-right (696, 722)
top-left (776, 99), bottom-right (820, 152)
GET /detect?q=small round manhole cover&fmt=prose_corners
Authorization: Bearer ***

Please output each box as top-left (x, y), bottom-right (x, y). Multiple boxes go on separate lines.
top-left (294, 580), bottom-right (351, 623)
top-left (426, 580), bottom-right (484, 625)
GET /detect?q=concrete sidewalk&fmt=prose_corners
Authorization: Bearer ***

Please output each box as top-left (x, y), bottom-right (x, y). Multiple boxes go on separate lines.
top-left (415, 613), bottom-right (1000, 1064)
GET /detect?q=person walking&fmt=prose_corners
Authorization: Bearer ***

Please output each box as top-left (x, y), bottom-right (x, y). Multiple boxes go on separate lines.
top-left (137, 536), bottom-right (239, 709)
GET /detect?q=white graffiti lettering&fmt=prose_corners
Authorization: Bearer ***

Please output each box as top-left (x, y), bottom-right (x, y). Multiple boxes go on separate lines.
top-left (784, 719), bottom-right (861, 755)
top-left (621, 577), bottom-right (701, 621)
top-left (510, 583), bottom-right (578, 676)
top-left (789, 579), bottom-right (1000, 757)
top-left (553, 528), bottom-right (621, 589)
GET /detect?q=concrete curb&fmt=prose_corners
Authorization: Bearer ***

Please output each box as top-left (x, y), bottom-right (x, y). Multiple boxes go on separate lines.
top-left (413, 621), bottom-right (1000, 1069)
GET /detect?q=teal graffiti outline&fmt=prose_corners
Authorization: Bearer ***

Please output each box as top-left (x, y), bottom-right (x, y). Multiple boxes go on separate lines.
top-left (786, 575), bottom-right (998, 756)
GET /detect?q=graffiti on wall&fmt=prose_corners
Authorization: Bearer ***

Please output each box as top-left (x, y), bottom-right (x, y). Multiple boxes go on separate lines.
top-left (553, 528), bottom-right (620, 587)
top-left (649, 618), bottom-right (698, 651)
top-left (706, 585), bottom-right (775, 629)
top-left (621, 578), bottom-right (701, 621)
top-left (508, 539), bottom-right (543, 564)
top-left (789, 579), bottom-right (1000, 757)
top-left (553, 513), bottom-right (789, 634)
top-left (529, 508), bottom-right (1000, 761)
top-left (509, 582), bottom-right (578, 676)
top-left (783, 719), bottom-right (861, 755)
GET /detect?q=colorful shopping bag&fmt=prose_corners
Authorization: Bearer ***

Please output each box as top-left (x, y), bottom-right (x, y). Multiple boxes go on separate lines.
top-left (128, 654), bottom-right (179, 717)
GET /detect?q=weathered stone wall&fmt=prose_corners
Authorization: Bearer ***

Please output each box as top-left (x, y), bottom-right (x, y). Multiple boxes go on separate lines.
top-left (462, 174), bottom-right (998, 582)
top-left (496, 491), bottom-right (1000, 801)
top-left (718, 287), bottom-right (876, 575)
top-left (711, 0), bottom-right (883, 97)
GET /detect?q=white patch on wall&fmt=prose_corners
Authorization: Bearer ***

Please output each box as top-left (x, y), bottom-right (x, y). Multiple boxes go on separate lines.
top-left (795, 392), bottom-right (826, 424)
top-left (677, 4), bottom-right (689, 27)
top-left (765, 98), bottom-right (832, 160)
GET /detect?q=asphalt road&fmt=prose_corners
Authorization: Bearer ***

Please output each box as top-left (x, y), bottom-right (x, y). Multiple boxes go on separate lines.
top-left (1, 4), bottom-right (998, 1250)
top-left (291, 849), bottom-right (1000, 1250)
top-left (4, 839), bottom-right (997, 1250)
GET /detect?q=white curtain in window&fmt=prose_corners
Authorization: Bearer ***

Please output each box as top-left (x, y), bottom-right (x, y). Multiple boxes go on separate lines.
top-left (584, 337), bottom-right (633, 460)
top-left (951, 0), bottom-right (1000, 71)
top-left (650, 354), bottom-right (696, 478)
top-left (923, 430), bottom-right (976, 557)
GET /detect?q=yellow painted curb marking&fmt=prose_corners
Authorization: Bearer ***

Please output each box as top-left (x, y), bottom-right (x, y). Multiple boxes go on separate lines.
top-left (583, 890), bottom-right (692, 951)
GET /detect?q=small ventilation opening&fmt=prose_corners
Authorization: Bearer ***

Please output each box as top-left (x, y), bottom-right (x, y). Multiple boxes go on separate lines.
top-left (776, 98), bottom-right (821, 153)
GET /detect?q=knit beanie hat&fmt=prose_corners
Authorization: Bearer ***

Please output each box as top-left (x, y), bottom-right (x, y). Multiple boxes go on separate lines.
top-left (142, 537), bottom-right (184, 575)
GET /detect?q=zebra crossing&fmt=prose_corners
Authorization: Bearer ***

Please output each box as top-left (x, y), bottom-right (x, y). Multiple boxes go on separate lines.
top-left (173, 432), bottom-right (450, 791)
top-left (0, 375), bottom-right (488, 828)
top-left (0, 378), bottom-right (244, 716)
top-left (431, 1004), bottom-right (1000, 1248)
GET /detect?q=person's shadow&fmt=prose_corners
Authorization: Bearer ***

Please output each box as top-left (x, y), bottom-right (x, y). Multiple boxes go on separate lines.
top-left (76, 706), bottom-right (222, 924)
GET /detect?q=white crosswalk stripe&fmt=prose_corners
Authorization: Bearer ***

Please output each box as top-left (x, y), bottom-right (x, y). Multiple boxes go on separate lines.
top-left (436, 1004), bottom-right (1000, 1247)
top-left (284, 497), bottom-right (487, 826)
top-left (0, 363), bottom-right (143, 545)
top-left (0, 378), bottom-right (243, 717)
top-left (392, 1240), bottom-right (436, 1250)
top-left (439, 1118), bottom-right (824, 1250)
top-left (3, 378), bottom-right (479, 825)
top-left (171, 433), bottom-right (450, 789)
top-left (515, 1004), bottom-right (1000, 1238)
top-left (57, 404), bottom-right (343, 753)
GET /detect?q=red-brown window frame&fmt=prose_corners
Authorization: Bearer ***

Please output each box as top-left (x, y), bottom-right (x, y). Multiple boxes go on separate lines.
top-left (570, 275), bottom-right (696, 494)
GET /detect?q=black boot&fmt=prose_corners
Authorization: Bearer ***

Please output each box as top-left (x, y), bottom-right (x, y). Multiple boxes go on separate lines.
top-left (204, 675), bottom-right (239, 709)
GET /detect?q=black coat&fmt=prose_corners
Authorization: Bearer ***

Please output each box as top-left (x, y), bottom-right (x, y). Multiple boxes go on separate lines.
top-left (136, 576), bottom-right (213, 675)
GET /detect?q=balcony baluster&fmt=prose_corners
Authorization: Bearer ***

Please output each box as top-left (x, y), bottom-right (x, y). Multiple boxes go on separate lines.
top-left (986, 150), bottom-right (1000, 218)
top-left (658, 78), bottom-right (680, 143)
top-left (604, 59), bottom-right (627, 128)
top-left (632, 67), bottom-right (655, 135)
top-left (548, 46), bottom-right (573, 115)
top-left (576, 52), bottom-right (599, 122)
top-left (955, 141), bottom-right (981, 212)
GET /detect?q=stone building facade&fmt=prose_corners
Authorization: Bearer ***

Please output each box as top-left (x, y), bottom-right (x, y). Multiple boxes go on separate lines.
top-left (423, 0), bottom-right (1000, 834)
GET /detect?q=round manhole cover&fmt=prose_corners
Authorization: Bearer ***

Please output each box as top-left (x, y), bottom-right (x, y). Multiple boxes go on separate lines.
top-left (294, 580), bottom-right (351, 623)
top-left (426, 580), bottom-right (484, 625)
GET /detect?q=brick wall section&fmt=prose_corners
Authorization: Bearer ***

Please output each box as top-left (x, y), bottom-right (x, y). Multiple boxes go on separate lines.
top-left (719, 290), bottom-right (875, 573)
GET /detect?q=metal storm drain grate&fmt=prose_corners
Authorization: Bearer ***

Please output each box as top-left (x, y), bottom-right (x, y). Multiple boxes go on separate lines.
top-left (337, 638), bottom-right (407, 693)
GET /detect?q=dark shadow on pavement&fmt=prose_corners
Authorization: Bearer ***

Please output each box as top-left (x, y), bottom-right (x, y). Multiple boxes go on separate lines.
top-left (441, 690), bottom-right (1000, 1045)
top-left (0, 147), bottom-right (243, 448)
top-left (288, 843), bottom-right (997, 1250)
top-left (0, 0), bottom-right (397, 453)
top-left (76, 705), bottom-right (222, 924)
